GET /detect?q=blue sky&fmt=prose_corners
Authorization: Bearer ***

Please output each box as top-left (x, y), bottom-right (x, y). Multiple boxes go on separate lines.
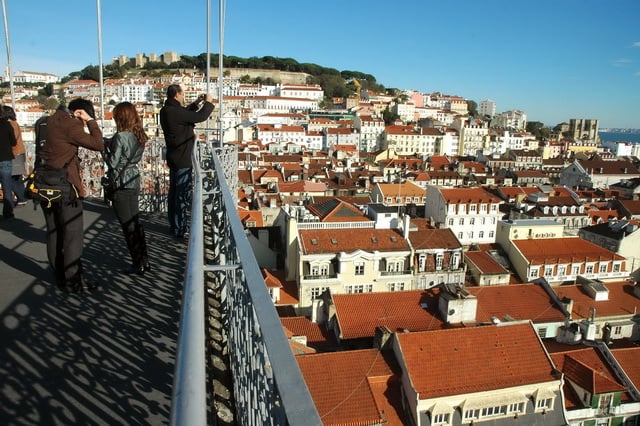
top-left (1, 0), bottom-right (639, 129)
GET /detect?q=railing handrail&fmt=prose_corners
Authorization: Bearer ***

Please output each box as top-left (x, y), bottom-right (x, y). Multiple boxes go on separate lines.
top-left (170, 147), bottom-right (207, 426)
top-left (210, 151), bottom-right (322, 425)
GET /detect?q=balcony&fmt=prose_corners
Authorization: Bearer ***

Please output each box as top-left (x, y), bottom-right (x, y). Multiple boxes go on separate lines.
top-left (0, 144), bottom-right (321, 425)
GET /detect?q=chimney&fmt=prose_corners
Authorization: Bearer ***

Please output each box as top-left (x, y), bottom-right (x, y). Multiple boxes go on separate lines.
top-left (403, 214), bottom-right (411, 239)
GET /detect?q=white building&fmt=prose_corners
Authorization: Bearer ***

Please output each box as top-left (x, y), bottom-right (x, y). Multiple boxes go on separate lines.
top-left (9, 70), bottom-right (59, 84)
top-left (424, 186), bottom-right (504, 246)
top-left (479, 99), bottom-right (496, 118)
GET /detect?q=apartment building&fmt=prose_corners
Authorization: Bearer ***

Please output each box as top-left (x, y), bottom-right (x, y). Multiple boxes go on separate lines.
top-left (380, 124), bottom-right (441, 156)
top-left (424, 186), bottom-right (504, 246)
top-left (503, 237), bottom-right (627, 284)
top-left (559, 159), bottom-right (640, 189)
top-left (393, 322), bottom-right (565, 426)
top-left (294, 227), bottom-right (412, 307)
top-left (408, 219), bottom-right (465, 289)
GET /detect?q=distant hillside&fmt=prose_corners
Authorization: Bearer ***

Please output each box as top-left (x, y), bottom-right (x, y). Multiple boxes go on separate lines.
top-left (70, 53), bottom-right (389, 100)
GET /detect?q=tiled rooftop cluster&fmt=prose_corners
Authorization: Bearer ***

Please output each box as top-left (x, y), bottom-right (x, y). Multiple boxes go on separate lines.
top-left (3, 69), bottom-right (640, 425)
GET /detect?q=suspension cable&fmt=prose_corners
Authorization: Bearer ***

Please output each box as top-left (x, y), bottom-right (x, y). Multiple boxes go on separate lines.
top-left (1, 0), bottom-right (15, 110)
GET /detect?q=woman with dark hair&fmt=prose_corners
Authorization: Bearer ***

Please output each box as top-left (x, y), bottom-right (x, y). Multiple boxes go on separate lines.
top-left (3, 106), bottom-right (27, 205)
top-left (104, 101), bottom-right (150, 275)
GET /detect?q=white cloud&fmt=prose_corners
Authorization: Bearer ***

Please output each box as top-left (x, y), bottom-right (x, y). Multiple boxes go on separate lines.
top-left (613, 58), bottom-right (632, 67)
top-left (633, 41), bottom-right (640, 48)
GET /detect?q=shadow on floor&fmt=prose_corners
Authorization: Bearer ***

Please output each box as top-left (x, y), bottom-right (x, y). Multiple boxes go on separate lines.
top-left (0, 200), bottom-right (187, 425)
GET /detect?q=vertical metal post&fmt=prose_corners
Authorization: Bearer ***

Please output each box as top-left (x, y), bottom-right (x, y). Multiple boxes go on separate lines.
top-left (1, 0), bottom-right (15, 110)
top-left (96, 0), bottom-right (105, 126)
top-left (217, 0), bottom-right (225, 146)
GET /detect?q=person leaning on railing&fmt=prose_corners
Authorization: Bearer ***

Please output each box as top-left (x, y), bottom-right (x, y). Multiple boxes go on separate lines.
top-left (159, 84), bottom-right (214, 240)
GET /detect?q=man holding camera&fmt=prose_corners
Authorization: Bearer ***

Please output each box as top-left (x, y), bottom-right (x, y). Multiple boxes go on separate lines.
top-left (159, 84), bottom-right (214, 239)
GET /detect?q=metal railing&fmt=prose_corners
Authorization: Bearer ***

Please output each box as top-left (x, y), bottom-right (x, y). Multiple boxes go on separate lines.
top-left (170, 143), bottom-right (321, 425)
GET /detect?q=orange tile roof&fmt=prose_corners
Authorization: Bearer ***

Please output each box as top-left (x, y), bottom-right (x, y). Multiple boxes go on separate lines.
top-left (610, 347), bottom-right (640, 394)
top-left (513, 237), bottom-right (626, 265)
top-left (553, 281), bottom-right (639, 320)
top-left (409, 228), bottom-right (461, 250)
top-left (332, 290), bottom-right (444, 340)
top-left (299, 228), bottom-right (409, 255)
top-left (464, 251), bottom-right (509, 275)
top-left (296, 349), bottom-right (404, 425)
top-left (467, 284), bottom-right (566, 323)
top-left (440, 187), bottom-right (502, 204)
top-left (396, 323), bottom-right (558, 398)
top-left (376, 182), bottom-right (425, 198)
top-left (549, 346), bottom-right (626, 397)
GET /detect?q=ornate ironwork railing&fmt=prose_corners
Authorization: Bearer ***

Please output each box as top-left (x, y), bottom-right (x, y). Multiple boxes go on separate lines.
top-left (171, 143), bottom-right (321, 426)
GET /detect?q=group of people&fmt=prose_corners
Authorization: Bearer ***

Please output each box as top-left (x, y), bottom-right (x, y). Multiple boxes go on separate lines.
top-left (1, 84), bottom-right (214, 294)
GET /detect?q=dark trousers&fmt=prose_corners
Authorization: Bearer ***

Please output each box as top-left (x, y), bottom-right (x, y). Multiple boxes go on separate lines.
top-left (42, 199), bottom-right (84, 285)
top-left (112, 189), bottom-right (147, 267)
top-left (167, 167), bottom-right (192, 236)
top-left (0, 160), bottom-right (14, 218)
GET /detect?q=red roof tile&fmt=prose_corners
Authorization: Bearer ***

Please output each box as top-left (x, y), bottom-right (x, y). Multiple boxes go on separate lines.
top-left (397, 323), bottom-right (558, 398)
top-left (299, 228), bottom-right (410, 255)
top-left (332, 290), bottom-right (444, 340)
top-left (467, 284), bottom-right (567, 323)
top-left (513, 237), bottom-right (626, 264)
top-left (553, 281), bottom-right (640, 319)
top-left (297, 349), bottom-right (404, 425)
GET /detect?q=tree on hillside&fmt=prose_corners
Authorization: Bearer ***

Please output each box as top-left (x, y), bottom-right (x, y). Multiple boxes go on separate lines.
top-left (79, 65), bottom-right (100, 81)
top-left (467, 100), bottom-right (478, 117)
top-left (526, 121), bottom-right (551, 141)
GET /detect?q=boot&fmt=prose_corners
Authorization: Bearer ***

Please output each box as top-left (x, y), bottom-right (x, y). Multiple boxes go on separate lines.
top-left (63, 270), bottom-right (99, 293)
top-left (126, 222), bottom-right (150, 276)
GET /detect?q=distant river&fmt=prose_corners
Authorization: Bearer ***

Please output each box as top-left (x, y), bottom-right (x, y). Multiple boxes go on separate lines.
top-left (599, 132), bottom-right (640, 143)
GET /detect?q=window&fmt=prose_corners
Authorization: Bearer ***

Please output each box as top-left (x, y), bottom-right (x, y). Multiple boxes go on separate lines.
top-left (479, 231), bottom-right (484, 238)
top-left (364, 284), bottom-right (373, 293)
top-left (599, 263), bottom-right (608, 273)
top-left (469, 218), bottom-right (475, 225)
top-left (572, 265), bottom-right (580, 275)
top-left (469, 204), bottom-right (477, 213)
top-left (613, 263), bottom-right (621, 272)
top-left (482, 405), bottom-right (507, 417)
top-left (491, 204), bottom-right (497, 212)
top-left (418, 255), bottom-right (426, 272)
top-left (320, 264), bottom-right (329, 276)
top-left (614, 325), bottom-right (622, 335)
top-left (489, 231), bottom-right (494, 238)
top-left (544, 266), bottom-right (554, 278)
top-left (536, 398), bottom-right (552, 411)
top-left (432, 412), bottom-right (450, 424)
top-left (508, 402), bottom-right (525, 414)
top-left (538, 327), bottom-right (547, 338)
top-left (355, 261), bottom-right (364, 275)
top-left (585, 265), bottom-right (594, 274)
top-left (480, 204), bottom-right (487, 213)
top-left (310, 287), bottom-right (327, 299)
top-left (458, 232), bottom-right (463, 239)
top-left (451, 253), bottom-right (460, 268)
top-left (463, 409), bottom-right (480, 421)
top-left (448, 218), bottom-right (454, 226)
top-left (558, 266), bottom-right (566, 277)
top-left (346, 284), bottom-right (365, 293)
top-left (387, 282), bottom-right (405, 292)
top-left (459, 218), bottom-right (465, 225)
top-left (311, 265), bottom-right (319, 276)
top-left (529, 267), bottom-right (540, 278)
top-left (435, 254), bottom-right (444, 270)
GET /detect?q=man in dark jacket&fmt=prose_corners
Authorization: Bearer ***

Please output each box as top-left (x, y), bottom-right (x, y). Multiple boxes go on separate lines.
top-left (159, 84), bottom-right (214, 239)
top-left (37, 100), bottom-right (104, 293)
